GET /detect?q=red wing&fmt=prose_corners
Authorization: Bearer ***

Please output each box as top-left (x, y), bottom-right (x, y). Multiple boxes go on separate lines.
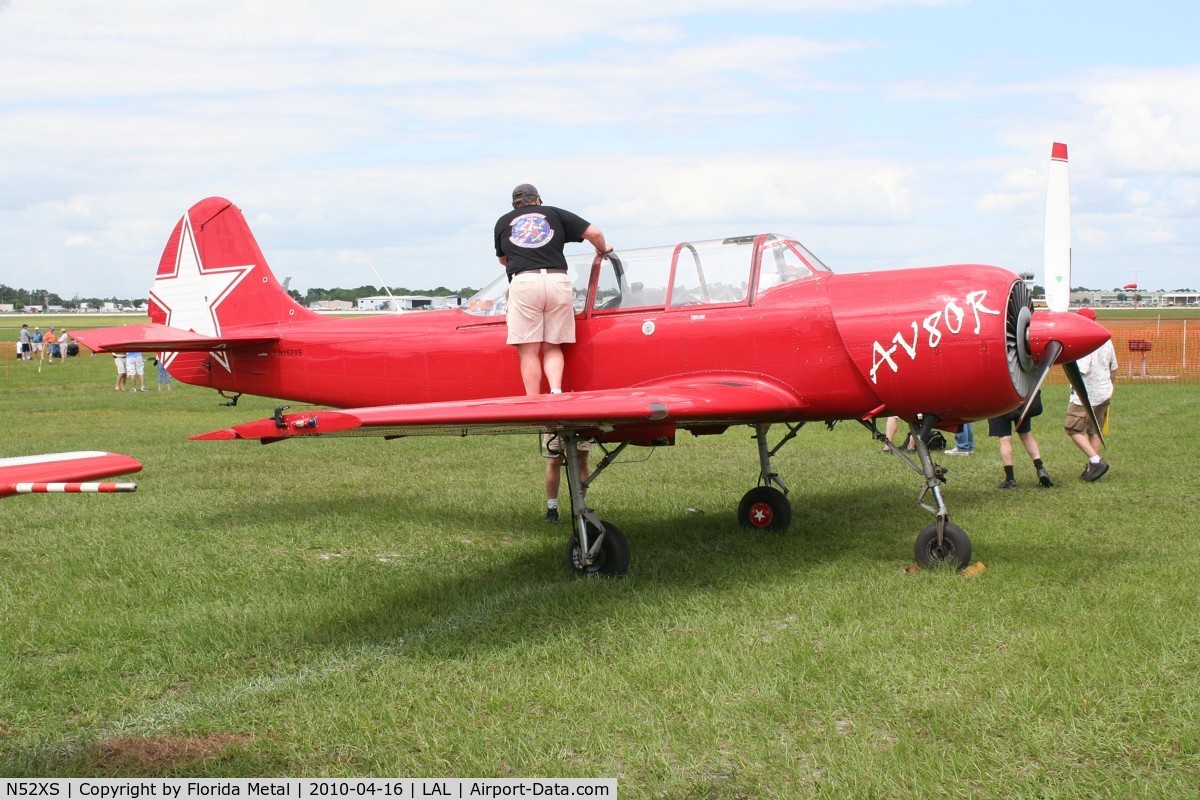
top-left (72, 323), bottom-right (278, 353)
top-left (0, 451), bottom-right (142, 497)
top-left (191, 375), bottom-right (806, 442)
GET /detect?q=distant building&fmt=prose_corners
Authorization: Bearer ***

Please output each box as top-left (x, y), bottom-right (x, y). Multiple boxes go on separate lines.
top-left (1070, 289), bottom-right (1166, 308)
top-left (357, 295), bottom-right (442, 311)
top-left (308, 300), bottom-right (354, 311)
top-left (1161, 291), bottom-right (1200, 307)
top-left (356, 295), bottom-right (396, 311)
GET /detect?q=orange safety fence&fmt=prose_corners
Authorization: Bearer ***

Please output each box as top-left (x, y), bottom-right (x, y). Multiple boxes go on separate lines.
top-left (1046, 318), bottom-right (1200, 384)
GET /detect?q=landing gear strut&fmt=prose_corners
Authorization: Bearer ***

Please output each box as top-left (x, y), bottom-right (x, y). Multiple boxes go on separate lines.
top-left (869, 416), bottom-right (972, 569)
top-left (737, 423), bottom-right (802, 531)
top-left (557, 429), bottom-right (630, 577)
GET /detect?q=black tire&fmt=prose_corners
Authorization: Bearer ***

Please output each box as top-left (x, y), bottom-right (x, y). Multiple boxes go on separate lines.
top-left (737, 486), bottom-right (792, 531)
top-left (914, 522), bottom-right (971, 570)
top-left (565, 519), bottom-right (630, 577)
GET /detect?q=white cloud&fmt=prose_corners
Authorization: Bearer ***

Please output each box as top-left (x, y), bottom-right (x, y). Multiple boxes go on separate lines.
top-left (1081, 68), bottom-right (1200, 174)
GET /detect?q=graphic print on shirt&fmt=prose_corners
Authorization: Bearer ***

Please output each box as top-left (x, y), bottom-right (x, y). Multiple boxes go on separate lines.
top-left (509, 213), bottom-right (555, 249)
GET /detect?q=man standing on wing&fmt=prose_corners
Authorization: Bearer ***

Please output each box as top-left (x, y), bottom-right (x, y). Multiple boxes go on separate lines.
top-left (494, 183), bottom-right (610, 395)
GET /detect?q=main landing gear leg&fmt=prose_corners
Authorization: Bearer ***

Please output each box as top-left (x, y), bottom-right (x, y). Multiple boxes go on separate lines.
top-left (737, 423), bottom-right (800, 531)
top-left (561, 429), bottom-right (629, 577)
top-left (898, 418), bottom-right (971, 570)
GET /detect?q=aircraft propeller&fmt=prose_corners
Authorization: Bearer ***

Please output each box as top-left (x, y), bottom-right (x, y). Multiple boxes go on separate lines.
top-left (1013, 143), bottom-right (1105, 440)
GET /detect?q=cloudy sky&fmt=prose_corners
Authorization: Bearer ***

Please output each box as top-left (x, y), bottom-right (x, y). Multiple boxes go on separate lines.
top-left (2, 0), bottom-right (1198, 302)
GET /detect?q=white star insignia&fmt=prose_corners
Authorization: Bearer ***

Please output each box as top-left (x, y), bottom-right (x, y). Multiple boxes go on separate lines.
top-left (148, 214), bottom-right (253, 372)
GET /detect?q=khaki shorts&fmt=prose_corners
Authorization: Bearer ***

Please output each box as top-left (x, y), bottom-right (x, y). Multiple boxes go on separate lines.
top-left (1064, 400), bottom-right (1109, 436)
top-left (542, 432), bottom-right (594, 455)
top-left (506, 270), bottom-right (576, 345)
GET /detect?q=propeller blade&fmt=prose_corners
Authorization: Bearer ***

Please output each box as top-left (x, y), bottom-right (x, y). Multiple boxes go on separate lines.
top-left (1044, 142), bottom-right (1071, 313)
top-left (1014, 339), bottom-right (1062, 430)
top-left (1063, 360), bottom-right (1105, 448)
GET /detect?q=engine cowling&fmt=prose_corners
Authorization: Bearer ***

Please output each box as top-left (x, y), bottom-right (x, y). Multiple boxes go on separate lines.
top-left (824, 265), bottom-right (1109, 423)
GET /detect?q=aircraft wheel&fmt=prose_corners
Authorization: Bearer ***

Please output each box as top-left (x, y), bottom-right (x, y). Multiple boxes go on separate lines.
top-left (565, 519), bottom-right (630, 577)
top-left (737, 486), bottom-right (792, 531)
top-left (914, 522), bottom-right (971, 570)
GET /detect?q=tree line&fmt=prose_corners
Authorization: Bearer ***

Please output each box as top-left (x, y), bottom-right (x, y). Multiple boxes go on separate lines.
top-left (0, 283), bottom-right (479, 311)
top-left (295, 285), bottom-right (478, 304)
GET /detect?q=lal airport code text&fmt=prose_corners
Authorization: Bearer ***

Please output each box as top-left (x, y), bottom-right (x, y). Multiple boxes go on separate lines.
top-left (1, 781), bottom-right (615, 800)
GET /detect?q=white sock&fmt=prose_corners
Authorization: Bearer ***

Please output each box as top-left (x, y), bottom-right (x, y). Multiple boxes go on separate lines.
top-left (550, 388), bottom-right (562, 394)
top-left (547, 498), bottom-right (558, 510)
top-left (1089, 455), bottom-right (1101, 464)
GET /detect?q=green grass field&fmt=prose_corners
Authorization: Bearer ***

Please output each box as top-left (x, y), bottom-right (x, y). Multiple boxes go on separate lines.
top-left (2, 318), bottom-right (1198, 797)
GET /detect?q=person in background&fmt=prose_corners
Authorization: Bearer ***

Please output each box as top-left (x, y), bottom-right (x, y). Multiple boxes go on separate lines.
top-left (882, 416), bottom-right (915, 453)
top-left (494, 183), bottom-right (609, 396)
top-left (156, 357), bottom-right (173, 391)
top-left (43, 327), bottom-right (58, 364)
top-left (19, 324), bottom-right (31, 361)
top-left (113, 352), bottom-right (127, 391)
top-left (945, 422), bottom-right (974, 456)
top-left (542, 433), bottom-right (592, 524)
top-left (1064, 308), bottom-right (1117, 482)
top-left (125, 350), bottom-right (147, 391)
top-left (988, 391), bottom-right (1053, 489)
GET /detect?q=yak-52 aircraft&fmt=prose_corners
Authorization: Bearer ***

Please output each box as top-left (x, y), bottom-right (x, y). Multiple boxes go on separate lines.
top-left (75, 143), bottom-right (1107, 576)
top-left (0, 451), bottom-right (140, 498)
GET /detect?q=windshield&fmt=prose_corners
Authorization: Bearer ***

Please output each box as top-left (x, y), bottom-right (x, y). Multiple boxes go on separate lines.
top-left (463, 257), bottom-right (594, 318)
top-left (463, 233), bottom-right (829, 316)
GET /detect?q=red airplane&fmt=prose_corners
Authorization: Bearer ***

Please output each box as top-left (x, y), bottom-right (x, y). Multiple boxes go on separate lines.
top-left (0, 451), bottom-right (141, 499)
top-left (74, 144), bottom-right (1108, 576)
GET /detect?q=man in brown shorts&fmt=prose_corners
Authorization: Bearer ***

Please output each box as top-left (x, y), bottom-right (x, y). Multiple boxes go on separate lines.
top-left (1063, 308), bottom-right (1118, 482)
top-left (494, 183), bottom-right (610, 395)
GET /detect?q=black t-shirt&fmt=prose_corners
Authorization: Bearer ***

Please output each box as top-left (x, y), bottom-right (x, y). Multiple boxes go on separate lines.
top-left (494, 205), bottom-right (590, 278)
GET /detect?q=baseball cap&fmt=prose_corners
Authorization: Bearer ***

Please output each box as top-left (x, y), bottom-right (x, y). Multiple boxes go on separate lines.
top-left (1077, 307), bottom-right (1096, 320)
top-left (512, 183), bottom-right (540, 201)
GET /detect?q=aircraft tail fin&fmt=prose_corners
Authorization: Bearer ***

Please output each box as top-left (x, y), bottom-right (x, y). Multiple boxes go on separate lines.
top-left (148, 197), bottom-right (320, 333)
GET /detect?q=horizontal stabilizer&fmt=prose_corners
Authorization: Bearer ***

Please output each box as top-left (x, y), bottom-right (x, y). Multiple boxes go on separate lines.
top-left (72, 323), bottom-right (279, 354)
top-left (192, 375), bottom-right (807, 442)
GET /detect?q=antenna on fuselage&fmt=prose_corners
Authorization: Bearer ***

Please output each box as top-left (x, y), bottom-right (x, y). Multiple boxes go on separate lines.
top-left (364, 256), bottom-right (402, 314)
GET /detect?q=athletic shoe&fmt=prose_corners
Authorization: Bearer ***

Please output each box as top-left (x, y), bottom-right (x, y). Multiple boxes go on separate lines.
top-left (1037, 467), bottom-right (1054, 488)
top-left (1082, 459), bottom-right (1109, 482)
top-left (996, 478), bottom-right (1017, 489)
top-left (544, 507), bottom-right (560, 524)
top-left (943, 447), bottom-right (972, 456)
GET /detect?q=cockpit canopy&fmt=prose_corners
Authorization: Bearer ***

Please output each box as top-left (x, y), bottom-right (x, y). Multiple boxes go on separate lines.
top-left (465, 233), bottom-right (830, 317)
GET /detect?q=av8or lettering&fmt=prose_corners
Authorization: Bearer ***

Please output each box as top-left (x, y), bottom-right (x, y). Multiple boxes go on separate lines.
top-left (870, 289), bottom-right (1002, 383)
